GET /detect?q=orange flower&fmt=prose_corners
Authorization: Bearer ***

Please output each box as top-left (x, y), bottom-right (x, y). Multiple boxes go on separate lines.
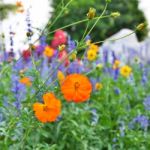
top-left (113, 60), bottom-right (120, 70)
top-left (16, 1), bottom-right (23, 7)
top-left (33, 93), bottom-right (61, 123)
top-left (19, 77), bottom-right (32, 86)
top-left (61, 74), bottom-right (92, 103)
top-left (43, 46), bottom-right (54, 57)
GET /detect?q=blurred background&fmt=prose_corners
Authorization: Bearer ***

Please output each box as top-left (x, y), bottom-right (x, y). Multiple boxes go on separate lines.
top-left (0, 0), bottom-right (150, 57)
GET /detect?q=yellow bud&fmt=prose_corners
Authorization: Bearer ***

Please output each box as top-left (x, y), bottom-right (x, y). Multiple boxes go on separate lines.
top-left (111, 12), bottom-right (120, 18)
top-left (87, 8), bottom-right (96, 19)
top-left (69, 53), bottom-right (77, 61)
top-left (57, 71), bottom-right (65, 84)
top-left (136, 23), bottom-right (147, 31)
top-left (95, 83), bottom-right (103, 90)
top-left (58, 44), bottom-right (66, 51)
top-left (96, 63), bottom-right (103, 70)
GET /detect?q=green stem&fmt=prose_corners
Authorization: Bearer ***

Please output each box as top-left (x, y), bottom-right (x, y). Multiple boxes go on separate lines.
top-left (47, 15), bottom-right (111, 36)
top-left (78, 31), bottom-right (135, 50)
top-left (94, 31), bottom-right (135, 44)
top-left (84, 3), bottom-right (108, 40)
top-left (47, 0), bottom-right (73, 33)
top-left (30, 44), bottom-right (79, 100)
top-left (80, 20), bottom-right (90, 42)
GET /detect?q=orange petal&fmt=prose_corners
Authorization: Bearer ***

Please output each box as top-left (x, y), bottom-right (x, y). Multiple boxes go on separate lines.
top-left (43, 92), bottom-right (55, 105)
top-left (33, 103), bottom-right (43, 112)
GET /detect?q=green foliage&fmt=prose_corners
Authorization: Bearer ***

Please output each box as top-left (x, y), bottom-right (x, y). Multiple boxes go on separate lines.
top-left (0, 1), bottom-right (17, 20)
top-left (49, 0), bottom-right (148, 41)
top-left (0, 60), bottom-right (150, 149)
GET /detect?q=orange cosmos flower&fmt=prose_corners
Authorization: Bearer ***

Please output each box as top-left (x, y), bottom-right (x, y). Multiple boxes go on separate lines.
top-left (19, 77), bottom-right (32, 86)
top-left (61, 74), bottom-right (92, 103)
top-left (33, 93), bottom-right (61, 123)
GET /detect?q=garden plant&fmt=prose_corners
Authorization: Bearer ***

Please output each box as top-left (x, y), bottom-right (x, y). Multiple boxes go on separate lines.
top-left (0, 0), bottom-right (150, 149)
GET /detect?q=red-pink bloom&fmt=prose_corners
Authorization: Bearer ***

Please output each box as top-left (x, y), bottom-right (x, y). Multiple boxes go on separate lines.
top-left (22, 50), bottom-right (31, 60)
top-left (51, 30), bottom-right (67, 49)
top-left (58, 50), bottom-right (70, 66)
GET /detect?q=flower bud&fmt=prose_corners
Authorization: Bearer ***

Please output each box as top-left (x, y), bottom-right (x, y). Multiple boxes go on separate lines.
top-left (111, 12), bottom-right (120, 18)
top-left (87, 8), bottom-right (96, 19)
top-left (69, 53), bottom-right (77, 61)
top-left (136, 23), bottom-right (147, 31)
top-left (58, 44), bottom-right (66, 51)
top-left (96, 63), bottom-right (103, 70)
top-left (29, 44), bottom-right (36, 51)
top-left (26, 31), bottom-right (33, 37)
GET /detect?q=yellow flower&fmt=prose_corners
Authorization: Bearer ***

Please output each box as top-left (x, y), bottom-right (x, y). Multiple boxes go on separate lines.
top-left (120, 65), bottom-right (132, 77)
top-left (86, 40), bottom-right (91, 46)
top-left (87, 50), bottom-right (97, 61)
top-left (95, 83), bottom-right (103, 90)
top-left (89, 43), bottom-right (99, 52)
top-left (69, 53), bottom-right (77, 61)
top-left (113, 60), bottom-right (120, 70)
top-left (44, 46), bottom-right (54, 57)
top-left (58, 44), bottom-right (66, 51)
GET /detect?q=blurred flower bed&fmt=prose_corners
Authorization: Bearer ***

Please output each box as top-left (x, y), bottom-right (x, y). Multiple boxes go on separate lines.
top-left (0, 0), bottom-right (150, 149)
top-left (0, 29), bottom-right (150, 149)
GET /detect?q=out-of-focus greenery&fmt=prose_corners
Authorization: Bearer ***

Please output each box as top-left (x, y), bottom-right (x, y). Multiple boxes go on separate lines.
top-left (0, 0), bottom-right (17, 20)
top-left (48, 0), bottom-right (148, 41)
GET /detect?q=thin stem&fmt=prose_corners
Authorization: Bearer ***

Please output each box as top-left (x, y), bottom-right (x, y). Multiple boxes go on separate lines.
top-left (94, 31), bottom-right (135, 44)
top-left (30, 45), bottom-right (78, 100)
top-left (84, 3), bottom-right (108, 40)
top-left (80, 20), bottom-right (90, 42)
top-left (78, 31), bottom-right (135, 50)
top-left (47, 15), bottom-right (111, 36)
top-left (48, 0), bottom-right (74, 31)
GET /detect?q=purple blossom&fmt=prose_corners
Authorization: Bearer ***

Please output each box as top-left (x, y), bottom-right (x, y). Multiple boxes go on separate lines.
top-left (41, 58), bottom-right (50, 80)
top-left (36, 45), bottom-right (45, 56)
top-left (130, 115), bottom-right (149, 130)
top-left (85, 35), bottom-right (91, 41)
top-left (40, 36), bottom-right (47, 46)
top-left (103, 48), bottom-right (108, 63)
top-left (67, 60), bottom-right (84, 74)
top-left (114, 88), bottom-right (120, 95)
top-left (113, 68), bottom-right (119, 80)
top-left (67, 37), bottom-right (76, 52)
top-left (11, 74), bottom-right (26, 110)
top-left (143, 96), bottom-right (150, 111)
top-left (111, 51), bottom-right (117, 64)
top-left (13, 58), bottom-right (24, 71)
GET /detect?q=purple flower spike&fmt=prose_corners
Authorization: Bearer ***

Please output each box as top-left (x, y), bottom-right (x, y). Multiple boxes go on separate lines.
top-left (143, 96), bottom-right (150, 111)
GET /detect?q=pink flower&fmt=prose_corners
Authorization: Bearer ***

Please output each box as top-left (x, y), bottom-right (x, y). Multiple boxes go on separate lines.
top-left (58, 50), bottom-right (70, 66)
top-left (51, 30), bottom-right (67, 49)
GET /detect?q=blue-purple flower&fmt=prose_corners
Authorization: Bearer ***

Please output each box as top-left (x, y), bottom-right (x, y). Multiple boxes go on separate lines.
top-left (143, 96), bottom-right (150, 111)
top-left (130, 115), bottom-right (149, 130)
